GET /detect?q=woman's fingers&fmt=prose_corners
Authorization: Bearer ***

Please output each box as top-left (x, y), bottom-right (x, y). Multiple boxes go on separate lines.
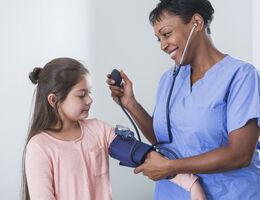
top-left (106, 73), bottom-right (122, 96)
top-left (106, 74), bottom-right (115, 85)
top-left (109, 85), bottom-right (123, 96)
top-left (120, 70), bottom-right (132, 85)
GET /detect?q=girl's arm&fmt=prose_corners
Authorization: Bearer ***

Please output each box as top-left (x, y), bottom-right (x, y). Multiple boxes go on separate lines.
top-left (170, 174), bottom-right (206, 200)
top-left (170, 174), bottom-right (198, 192)
top-left (25, 140), bottom-right (56, 200)
top-left (190, 179), bottom-right (207, 200)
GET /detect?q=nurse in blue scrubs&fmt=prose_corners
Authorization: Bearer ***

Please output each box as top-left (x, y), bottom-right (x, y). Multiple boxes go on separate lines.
top-left (106, 0), bottom-right (260, 199)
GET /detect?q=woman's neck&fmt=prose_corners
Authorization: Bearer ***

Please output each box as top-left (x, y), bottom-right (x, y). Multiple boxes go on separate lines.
top-left (190, 34), bottom-right (225, 77)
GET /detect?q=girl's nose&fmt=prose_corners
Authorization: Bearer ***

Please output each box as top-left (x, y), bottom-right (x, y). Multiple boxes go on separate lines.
top-left (86, 95), bottom-right (93, 105)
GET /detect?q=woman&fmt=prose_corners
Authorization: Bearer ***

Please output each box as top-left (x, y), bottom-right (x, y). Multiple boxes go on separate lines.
top-left (106, 0), bottom-right (260, 199)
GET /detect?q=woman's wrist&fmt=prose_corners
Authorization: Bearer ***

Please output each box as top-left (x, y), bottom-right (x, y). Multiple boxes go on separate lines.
top-left (125, 97), bottom-right (139, 112)
top-left (166, 159), bottom-right (180, 176)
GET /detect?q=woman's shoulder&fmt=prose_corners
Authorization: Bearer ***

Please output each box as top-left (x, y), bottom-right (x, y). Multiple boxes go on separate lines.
top-left (157, 68), bottom-right (174, 86)
top-left (225, 55), bottom-right (259, 76)
top-left (161, 68), bottom-right (174, 78)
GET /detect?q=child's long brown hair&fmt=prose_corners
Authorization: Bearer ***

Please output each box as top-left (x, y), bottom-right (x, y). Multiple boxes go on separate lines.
top-left (22, 58), bottom-right (88, 200)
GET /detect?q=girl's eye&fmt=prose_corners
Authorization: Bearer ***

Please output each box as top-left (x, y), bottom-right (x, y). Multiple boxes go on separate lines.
top-left (78, 91), bottom-right (86, 99)
top-left (79, 95), bottom-right (85, 99)
top-left (78, 91), bottom-right (92, 99)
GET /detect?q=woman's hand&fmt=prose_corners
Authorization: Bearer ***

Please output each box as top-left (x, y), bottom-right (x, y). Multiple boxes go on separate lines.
top-left (134, 151), bottom-right (172, 181)
top-left (106, 70), bottom-right (136, 110)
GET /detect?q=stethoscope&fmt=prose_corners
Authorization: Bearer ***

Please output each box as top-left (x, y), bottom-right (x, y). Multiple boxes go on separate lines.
top-left (153, 23), bottom-right (198, 150)
top-left (117, 23), bottom-right (198, 160)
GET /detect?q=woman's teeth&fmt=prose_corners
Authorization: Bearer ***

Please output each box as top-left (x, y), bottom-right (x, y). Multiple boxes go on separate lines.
top-left (170, 48), bottom-right (178, 59)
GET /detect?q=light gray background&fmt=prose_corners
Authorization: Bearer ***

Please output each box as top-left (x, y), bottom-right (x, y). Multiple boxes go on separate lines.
top-left (0, 0), bottom-right (259, 199)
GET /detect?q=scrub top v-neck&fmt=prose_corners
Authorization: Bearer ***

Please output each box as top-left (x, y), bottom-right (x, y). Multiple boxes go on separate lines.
top-left (153, 55), bottom-right (260, 200)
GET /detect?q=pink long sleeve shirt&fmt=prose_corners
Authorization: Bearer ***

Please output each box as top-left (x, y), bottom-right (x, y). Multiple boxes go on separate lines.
top-left (25, 118), bottom-right (198, 200)
top-left (25, 118), bottom-right (116, 200)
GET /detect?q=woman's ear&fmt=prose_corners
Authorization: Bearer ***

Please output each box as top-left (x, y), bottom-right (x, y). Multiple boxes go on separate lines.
top-left (47, 93), bottom-right (57, 108)
top-left (192, 13), bottom-right (204, 31)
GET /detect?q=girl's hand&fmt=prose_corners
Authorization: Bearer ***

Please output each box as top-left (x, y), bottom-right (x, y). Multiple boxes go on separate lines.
top-left (134, 151), bottom-right (172, 181)
top-left (106, 70), bottom-right (136, 110)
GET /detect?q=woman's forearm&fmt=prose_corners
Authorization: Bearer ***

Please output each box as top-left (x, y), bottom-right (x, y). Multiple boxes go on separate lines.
top-left (167, 146), bottom-right (247, 175)
top-left (126, 99), bottom-right (157, 144)
top-left (167, 119), bottom-right (259, 175)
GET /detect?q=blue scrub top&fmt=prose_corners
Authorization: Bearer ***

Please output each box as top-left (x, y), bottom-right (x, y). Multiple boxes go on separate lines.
top-left (153, 55), bottom-right (260, 200)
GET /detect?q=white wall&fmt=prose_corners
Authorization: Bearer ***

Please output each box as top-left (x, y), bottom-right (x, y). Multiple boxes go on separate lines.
top-left (210, 0), bottom-right (252, 63)
top-left (0, 0), bottom-right (90, 198)
top-left (0, 0), bottom-right (255, 199)
top-left (252, 0), bottom-right (260, 69)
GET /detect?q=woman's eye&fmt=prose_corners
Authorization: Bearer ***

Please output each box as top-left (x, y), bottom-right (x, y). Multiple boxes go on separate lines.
top-left (156, 32), bottom-right (171, 42)
top-left (163, 32), bottom-right (171, 38)
top-left (79, 95), bottom-right (85, 99)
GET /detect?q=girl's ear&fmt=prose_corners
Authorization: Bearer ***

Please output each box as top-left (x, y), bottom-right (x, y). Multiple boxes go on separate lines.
top-left (47, 93), bottom-right (57, 108)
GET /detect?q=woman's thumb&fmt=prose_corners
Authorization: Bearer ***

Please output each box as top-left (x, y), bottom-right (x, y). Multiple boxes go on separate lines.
top-left (120, 70), bottom-right (131, 84)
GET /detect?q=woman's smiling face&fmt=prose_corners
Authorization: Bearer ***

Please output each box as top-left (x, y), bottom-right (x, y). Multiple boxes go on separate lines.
top-left (153, 11), bottom-right (196, 65)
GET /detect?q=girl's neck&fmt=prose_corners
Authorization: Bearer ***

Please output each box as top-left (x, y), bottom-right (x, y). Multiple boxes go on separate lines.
top-left (61, 120), bottom-right (80, 132)
top-left (46, 120), bottom-right (82, 141)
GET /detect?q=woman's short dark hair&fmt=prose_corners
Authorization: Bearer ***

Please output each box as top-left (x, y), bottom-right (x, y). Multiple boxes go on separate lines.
top-left (149, 0), bottom-right (214, 34)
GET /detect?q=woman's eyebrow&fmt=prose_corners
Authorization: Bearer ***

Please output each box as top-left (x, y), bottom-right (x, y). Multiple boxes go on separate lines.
top-left (158, 25), bottom-right (172, 33)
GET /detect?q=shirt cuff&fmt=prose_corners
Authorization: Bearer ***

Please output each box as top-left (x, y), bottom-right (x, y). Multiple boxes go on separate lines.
top-left (170, 173), bottom-right (198, 192)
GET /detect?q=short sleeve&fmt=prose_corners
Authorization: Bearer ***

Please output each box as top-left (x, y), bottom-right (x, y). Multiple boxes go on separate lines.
top-left (227, 65), bottom-right (260, 133)
top-left (25, 139), bottom-right (55, 200)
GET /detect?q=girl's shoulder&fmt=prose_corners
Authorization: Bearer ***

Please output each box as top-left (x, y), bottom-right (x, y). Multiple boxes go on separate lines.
top-left (26, 133), bottom-right (54, 156)
top-left (79, 118), bottom-right (113, 129)
top-left (80, 118), bottom-right (112, 128)
top-left (79, 118), bottom-right (115, 145)
top-left (28, 132), bottom-right (50, 147)
top-left (79, 118), bottom-right (114, 136)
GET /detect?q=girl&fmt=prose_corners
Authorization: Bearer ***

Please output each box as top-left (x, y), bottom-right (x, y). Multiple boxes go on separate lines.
top-left (22, 58), bottom-right (115, 200)
top-left (22, 57), bottom-right (205, 200)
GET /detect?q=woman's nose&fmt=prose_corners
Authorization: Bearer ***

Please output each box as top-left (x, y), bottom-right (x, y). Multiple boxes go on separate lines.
top-left (160, 40), bottom-right (168, 52)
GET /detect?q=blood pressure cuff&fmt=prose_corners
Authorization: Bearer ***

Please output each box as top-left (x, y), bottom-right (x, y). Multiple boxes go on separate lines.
top-left (109, 135), bottom-right (153, 168)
